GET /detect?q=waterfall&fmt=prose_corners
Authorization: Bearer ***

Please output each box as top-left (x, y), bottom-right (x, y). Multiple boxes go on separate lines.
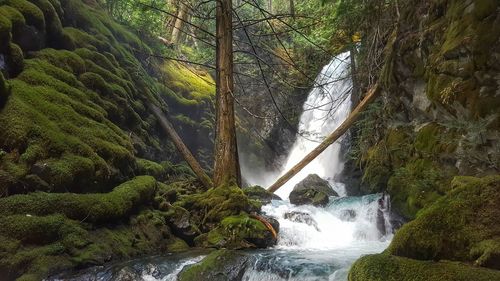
top-left (244, 52), bottom-right (353, 199)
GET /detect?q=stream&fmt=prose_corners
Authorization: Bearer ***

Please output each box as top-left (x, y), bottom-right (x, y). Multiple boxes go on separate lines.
top-left (52, 52), bottom-right (394, 281)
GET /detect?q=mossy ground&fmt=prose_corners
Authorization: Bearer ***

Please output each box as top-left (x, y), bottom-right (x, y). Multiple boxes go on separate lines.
top-left (387, 175), bottom-right (500, 268)
top-left (349, 253), bottom-right (500, 281)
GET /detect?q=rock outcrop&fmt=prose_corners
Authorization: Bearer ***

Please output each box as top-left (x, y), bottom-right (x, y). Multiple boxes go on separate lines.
top-left (289, 174), bottom-right (338, 206)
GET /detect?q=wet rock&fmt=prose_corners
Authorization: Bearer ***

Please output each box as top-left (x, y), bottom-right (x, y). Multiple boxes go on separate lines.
top-left (339, 209), bottom-right (357, 222)
top-left (289, 174), bottom-right (338, 207)
top-left (165, 206), bottom-right (200, 245)
top-left (243, 185), bottom-right (282, 204)
top-left (178, 249), bottom-right (250, 281)
top-left (114, 267), bottom-right (141, 281)
top-left (284, 211), bottom-right (319, 231)
top-left (376, 196), bottom-right (388, 236)
top-left (261, 214), bottom-right (280, 234)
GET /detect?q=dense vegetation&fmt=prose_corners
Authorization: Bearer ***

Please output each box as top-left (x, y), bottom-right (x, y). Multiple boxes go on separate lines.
top-left (0, 0), bottom-right (498, 280)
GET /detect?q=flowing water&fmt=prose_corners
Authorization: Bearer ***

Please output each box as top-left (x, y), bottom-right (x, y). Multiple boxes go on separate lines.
top-left (53, 53), bottom-right (393, 280)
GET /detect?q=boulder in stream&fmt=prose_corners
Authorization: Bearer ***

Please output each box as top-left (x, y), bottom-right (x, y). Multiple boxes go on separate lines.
top-left (284, 211), bottom-right (320, 231)
top-left (289, 174), bottom-right (338, 207)
top-left (178, 249), bottom-right (250, 281)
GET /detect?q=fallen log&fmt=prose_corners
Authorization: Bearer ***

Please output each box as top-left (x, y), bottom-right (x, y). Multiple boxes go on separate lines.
top-left (267, 84), bottom-right (381, 193)
top-left (149, 103), bottom-right (213, 189)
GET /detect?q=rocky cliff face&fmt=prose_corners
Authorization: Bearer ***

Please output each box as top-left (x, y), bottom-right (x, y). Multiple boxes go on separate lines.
top-left (348, 0), bottom-right (500, 279)
top-left (346, 0), bottom-right (499, 219)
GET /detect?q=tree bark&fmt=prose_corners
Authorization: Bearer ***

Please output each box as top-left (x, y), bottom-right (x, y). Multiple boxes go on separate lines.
top-left (170, 3), bottom-right (187, 45)
top-left (289, 0), bottom-right (295, 17)
top-left (149, 104), bottom-right (213, 189)
top-left (267, 84), bottom-right (381, 193)
top-left (213, 0), bottom-right (241, 187)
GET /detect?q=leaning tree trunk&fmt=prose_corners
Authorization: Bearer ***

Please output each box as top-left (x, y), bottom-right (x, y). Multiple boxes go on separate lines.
top-left (213, 0), bottom-right (241, 187)
top-left (149, 104), bottom-right (213, 189)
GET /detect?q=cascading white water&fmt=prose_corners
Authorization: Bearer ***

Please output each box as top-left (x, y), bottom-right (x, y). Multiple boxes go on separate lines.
top-left (275, 52), bottom-right (352, 199)
top-left (245, 52), bottom-right (353, 199)
top-left (238, 52), bottom-right (393, 280)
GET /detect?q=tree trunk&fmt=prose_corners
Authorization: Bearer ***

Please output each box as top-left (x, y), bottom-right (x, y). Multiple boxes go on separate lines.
top-left (149, 104), bottom-right (213, 189)
top-left (289, 0), bottom-right (295, 17)
top-left (267, 84), bottom-right (381, 193)
top-left (350, 46), bottom-right (360, 107)
top-left (171, 4), bottom-right (187, 45)
top-left (213, 0), bottom-right (241, 187)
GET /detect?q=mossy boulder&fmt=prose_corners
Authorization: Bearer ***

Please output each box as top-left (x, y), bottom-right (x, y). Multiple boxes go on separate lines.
top-left (387, 175), bottom-right (500, 269)
top-left (0, 176), bottom-right (158, 223)
top-left (349, 253), bottom-right (500, 281)
top-left (387, 159), bottom-right (448, 219)
top-left (165, 205), bottom-right (200, 244)
top-left (243, 185), bottom-right (281, 204)
top-left (196, 214), bottom-right (277, 249)
top-left (0, 208), bottom-right (181, 280)
top-left (178, 184), bottom-right (261, 225)
top-left (178, 249), bottom-right (250, 281)
top-left (289, 174), bottom-right (338, 206)
top-left (136, 158), bottom-right (166, 179)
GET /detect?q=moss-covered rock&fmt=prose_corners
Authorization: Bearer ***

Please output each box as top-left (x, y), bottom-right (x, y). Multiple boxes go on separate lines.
top-left (178, 249), bottom-right (250, 281)
top-left (0, 176), bottom-right (157, 223)
top-left (243, 185), bottom-right (281, 204)
top-left (196, 214), bottom-right (276, 249)
top-left (136, 158), bottom-right (166, 179)
top-left (387, 159), bottom-right (447, 219)
top-left (178, 184), bottom-right (261, 225)
top-left (348, 253), bottom-right (500, 281)
top-left (387, 175), bottom-right (500, 269)
top-left (0, 208), bottom-right (181, 280)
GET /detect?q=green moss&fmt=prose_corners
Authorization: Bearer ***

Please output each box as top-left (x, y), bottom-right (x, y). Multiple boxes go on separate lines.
top-left (30, 0), bottom-right (63, 40)
top-left (7, 42), bottom-right (24, 75)
top-left (32, 48), bottom-right (86, 74)
top-left (5, 0), bottom-right (45, 31)
top-left (387, 159), bottom-right (447, 219)
top-left (178, 249), bottom-right (248, 281)
top-left (136, 158), bottom-right (165, 178)
top-left (388, 175), bottom-right (500, 268)
top-left (178, 184), bottom-right (260, 224)
top-left (63, 27), bottom-right (110, 51)
top-left (0, 72), bottom-right (11, 105)
top-left (167, 237), bottom-right (190, 252)
top-left (0, 15), bottom-right (12, 50)
top-left (0, 6), bottom-right (24, 38)
top-left (348, 253), bottom-right (500, 281)
top-left (161, 61), bottom-right (215, 101)
top-left (0, 176), bottom-right (157, 223)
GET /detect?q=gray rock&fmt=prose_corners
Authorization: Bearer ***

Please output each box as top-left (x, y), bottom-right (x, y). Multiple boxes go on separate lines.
top-left (289, 174), bottom-right (338, 206)
top-left (339, 209), bottom-right (357, 222)
top-left (284, 211), bottom-right (319, 231)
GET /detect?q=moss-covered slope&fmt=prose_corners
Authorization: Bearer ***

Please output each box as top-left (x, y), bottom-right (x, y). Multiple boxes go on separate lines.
top-left (0, 0), bottom-right (215, 196)
top-left (0, 0), bottom-right (221, 279)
